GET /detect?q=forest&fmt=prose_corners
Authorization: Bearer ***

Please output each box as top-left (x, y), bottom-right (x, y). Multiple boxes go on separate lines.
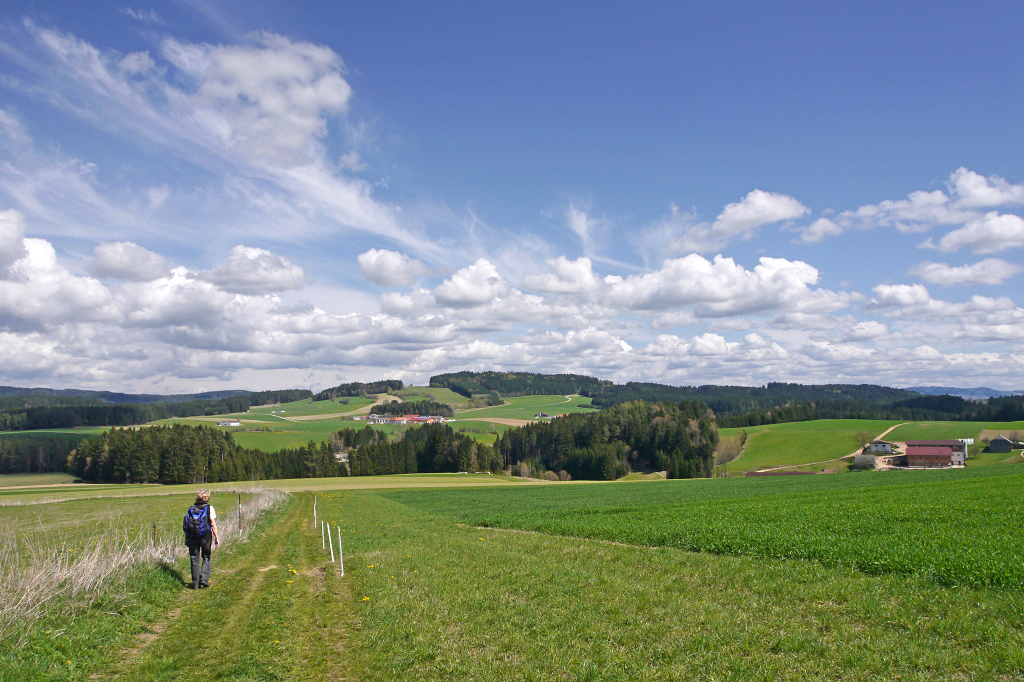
top-left (495, 399), bottom-right (719, 480)
top-left (0, 433), bottom-right (90, 474)
top-left (346, 423), bottom-right (501, 476)
top-left (312, 380), bottom-right (404, 401)
top-left (369, 400), bottom-right (454, 418)
top-left (68, 425), bottom-right (344, 484)
top-left (430, 371), bottom-right (607, 399)
top-left (0, 396), bottom-right (252, 432)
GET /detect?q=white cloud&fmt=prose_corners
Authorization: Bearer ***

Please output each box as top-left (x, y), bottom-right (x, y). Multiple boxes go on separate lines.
top-left (797, 217), bottom-right (843, 244)
top-left (843, 320), bottom-right (889, 341)
top-left (433, 259), bottom-right (509, 307)
top-left (605, 254), bottom-right (856, 316)
top-left (672, 190), bottom-right (809, 252)
top-left (197, 245), bottom-right (305, 295)
top-left (0, 238), bottom-right (118, 327)
top-left (936, 212), bottom-right (1024, 254)
top-left (88, 241), bottom-right (168, 281)
top-left (120, 8), bottom-right (162, 24)
top-left (0, 209), bottom-right (28, 274)
top-left (909, 259), bottom-right (1023, 287)
top-left (871, 283), bottom-right (932, 308)
top-left (357, 248), bottom-right (431, 286)
top-left (567, 204), bottom-right (597, 253)
top-left (339, 150), bottom-right (366, 171)
top-left (947, 167), bottom-right (1024, 208)
top-left (521, 256), bottom-right (604, 295)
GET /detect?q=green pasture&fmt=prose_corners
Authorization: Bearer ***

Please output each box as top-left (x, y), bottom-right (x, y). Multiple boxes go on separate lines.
top-left (391, 465), bottom-right (1024, 588)
top-left (457, 394), bottom-right (595, 420)
top-left (7, 469), bottom-right (1024, 679)
top-left (248, 395), bottom-right (374, 417)
top-left (885, 420), bottom-right (993, 442)
top-left (729, 419), bottom-right (900, 471)
top-left (321, 470), bottom-right (1024, 680)
top-left (0, 427), bottom-right (108, 439)
top-left (396, 386), bottom-right (472, 406)
top-left (0, 472), bottom-right (77, 487)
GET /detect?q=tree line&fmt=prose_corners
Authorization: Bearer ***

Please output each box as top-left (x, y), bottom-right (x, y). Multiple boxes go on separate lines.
top-left (248, 389), bottom-right (313, 406)
top-left (312, 380), bottom-right (404, 401)
top-left (0, 433), bottom-right (90, 474)
top-left (0, 396), bottom-right (252, 432)
top-left (346, 423), bottom-right (501, 476)
top-left (369, 400), bottom-right (454, 418)
top-left (495, 400), bottom-right (719, 480)
top-left (430, 371), bottom-right (606, 400)
top-left (68, 424), bottom-right (347, 484)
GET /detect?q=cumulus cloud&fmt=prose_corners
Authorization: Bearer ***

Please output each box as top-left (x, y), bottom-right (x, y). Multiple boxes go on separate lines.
top-left (797, 217), bottom-right (843, 244)
top-left (0, 238), bottom-right (117, 328)
top-left (433, 259), bottom-right (510, 307)
top-left (521, 256), bottom-right (604, 295)
top-left (197, 245), bottom-right (305, 295)
top-left (672, 190), bottom-right (809, 252)
top-left (357, 248), bottom-right (431, 286)
top-left (604, 254), bottom-right (856, 316)
top-left (0, 209), bottom-right (28, 275)
top-left (843, 320), bottom-right (889, 341)
top-left (909, 259), bottom-right (1023, 287)
top-left (88, 241), bottom-right (168, 281)
top-left (935, 212), bottom-right (1024, 254)
top-left (947, 167), bottom-right (1024, 208)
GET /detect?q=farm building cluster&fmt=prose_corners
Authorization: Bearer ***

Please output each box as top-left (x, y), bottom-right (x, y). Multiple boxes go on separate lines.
top-left (354, 414), bottom-right (451, 425)
top-left (856, 435), bottom-right (1021, 470)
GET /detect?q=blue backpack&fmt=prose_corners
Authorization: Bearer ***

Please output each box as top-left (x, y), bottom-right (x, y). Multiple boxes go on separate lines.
top-left (183, 504), bottom-right (210, 538)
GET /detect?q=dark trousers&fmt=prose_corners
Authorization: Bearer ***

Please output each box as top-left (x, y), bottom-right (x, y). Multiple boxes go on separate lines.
top-left (186, 534), bottom-right (212, 588)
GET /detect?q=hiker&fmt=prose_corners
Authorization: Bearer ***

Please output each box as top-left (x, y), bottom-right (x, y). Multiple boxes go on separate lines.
top-left (183, 489), bottom-right (220, 589)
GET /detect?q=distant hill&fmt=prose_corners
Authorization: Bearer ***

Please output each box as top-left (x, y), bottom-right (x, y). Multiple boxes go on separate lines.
top-left (906, 386), bottom-right (1024, 400)
top-left (0, 386), bottom-right (251, 404)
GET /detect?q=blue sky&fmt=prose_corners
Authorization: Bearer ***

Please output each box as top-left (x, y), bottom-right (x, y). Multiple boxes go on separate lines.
top-left (0, 1), bottom-right (1022, 392)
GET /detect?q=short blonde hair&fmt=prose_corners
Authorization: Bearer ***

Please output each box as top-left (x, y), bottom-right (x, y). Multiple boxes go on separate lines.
top-left (196, 489), bottom-right (211, 503)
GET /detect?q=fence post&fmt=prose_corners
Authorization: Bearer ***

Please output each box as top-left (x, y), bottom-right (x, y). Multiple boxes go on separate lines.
top-left (321, 520), bottom-right (325, 549)
top-left (238, 492), bottom-right (241, 532)
top-left (327, 522), bottom-right (335, 563)
top-left (152, 523), bottom-right (157, 547)
top-left (313, 494), bottom-right (317, 529)
top-left (338, 526), bottom-right (344, 577)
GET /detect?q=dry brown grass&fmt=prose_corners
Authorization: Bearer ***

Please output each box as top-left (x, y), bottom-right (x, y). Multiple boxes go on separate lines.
top-left (0, 486), bottom-right (286, 643)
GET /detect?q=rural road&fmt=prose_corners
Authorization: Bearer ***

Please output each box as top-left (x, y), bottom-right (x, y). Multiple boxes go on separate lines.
top-left (95, 495), bottom-right (350, 680)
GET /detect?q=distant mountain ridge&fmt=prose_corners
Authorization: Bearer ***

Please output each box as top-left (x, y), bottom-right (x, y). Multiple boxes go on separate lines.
top-left (0, 385), bottom-right (251, 404)
top-left (905, 386), bottom-right (1024, 399)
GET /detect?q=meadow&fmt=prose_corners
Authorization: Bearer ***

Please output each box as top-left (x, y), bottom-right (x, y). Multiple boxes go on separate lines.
top-left (5, 467), bottom-right (1024, 679)
top-left (722, 419), bottom-right (901, 472)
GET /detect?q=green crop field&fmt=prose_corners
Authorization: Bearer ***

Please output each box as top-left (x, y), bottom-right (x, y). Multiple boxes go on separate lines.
top-left (885, 420), bottom-right (992, 441)
top-left (457, 394), bottom-right (595, 420)
top-left (248, 395), bottom-right (375, 417)
top-left (5, 468), bottom-right (1024, 679)
top-left (397, 386), bottom-right (472, 406)
top-left (0, 472), bottom-right (78, 487)
top-left (727, 419), bottom-right (900, 471)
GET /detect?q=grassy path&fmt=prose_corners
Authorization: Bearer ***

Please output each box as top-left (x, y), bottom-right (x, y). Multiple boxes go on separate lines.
top-left (97, 494), bottom-right (351, 681)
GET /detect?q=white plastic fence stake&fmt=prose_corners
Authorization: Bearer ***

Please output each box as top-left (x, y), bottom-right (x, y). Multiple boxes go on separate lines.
top-left (321, 520), bottom-right (325, 549)
top-left (338, 526), bottom-right (344, 577)
top-left (313, 494), bottom-right (317, 529)
top-left (327, 522), bottom-right (335, 563)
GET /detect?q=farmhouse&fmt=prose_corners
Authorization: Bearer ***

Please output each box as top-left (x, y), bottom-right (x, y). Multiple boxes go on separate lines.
top-left (865, 440), bottom-right (894, 454)
top-left (989, 435), bottom-right (1015, 453)
top-left (535, 412), bottom-right (552, 419)
top-left (905, 439), bottom-right (966, 466)
top-left (218, 420), bottom-right (242, 427)
top-left (905, 445), bottom-right (957, 467)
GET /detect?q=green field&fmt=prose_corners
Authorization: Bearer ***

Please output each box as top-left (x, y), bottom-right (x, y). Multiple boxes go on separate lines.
top-left (885, 420), bottom-right (993, 441)
top-left (5, 468), bottom-right (1024, 679)
top-left (397, 386), bottom-right (472, 406)
top-left (726, 419), bottom-right (900, 472)
top-left (248, 395), bottom-right (375, 417)
top-left (457, 394), bottom-right (595, 420)
top-left (0, 472), bottom-right (78, 487)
